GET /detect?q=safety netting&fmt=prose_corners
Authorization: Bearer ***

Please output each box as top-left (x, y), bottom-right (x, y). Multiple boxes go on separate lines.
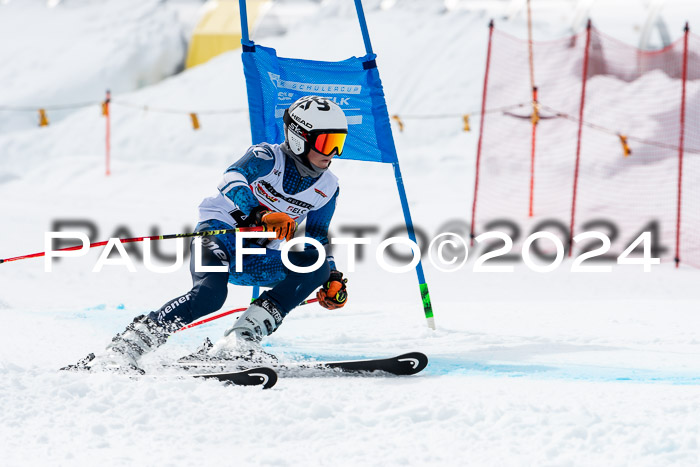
top-left (471, 24), bottom-right (700, 267)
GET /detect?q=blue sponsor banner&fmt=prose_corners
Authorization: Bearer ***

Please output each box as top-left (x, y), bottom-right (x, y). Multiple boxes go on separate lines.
top-left (242, 44), bottom-right (398, 164)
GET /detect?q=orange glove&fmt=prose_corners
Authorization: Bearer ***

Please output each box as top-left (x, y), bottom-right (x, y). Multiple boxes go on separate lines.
top-left (316, 270), bottom-right (348, 310)
top-left (260, 211), bottom-right (296, 241)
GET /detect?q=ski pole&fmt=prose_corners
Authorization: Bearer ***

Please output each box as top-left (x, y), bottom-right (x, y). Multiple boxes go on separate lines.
top-left (0, 227), bottom-right (265, 264)
top-left (176, 297), bottom-right (320, 333)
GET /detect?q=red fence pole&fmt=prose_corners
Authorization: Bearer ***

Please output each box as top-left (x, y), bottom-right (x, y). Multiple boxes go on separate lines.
top-left (105, 89), bottom-right (111, 176)
top-left (569, 20), bottom-right (593, 256)
top-left (526, 0), bottom-right (538, 218)
top-left (526, 0), bottom-right (536, 90)
top-left (675, 23), bottom-right (689, 268)
top-left (528, 86), bottom-right (539, 217)
top-left (470, 19), bottom-right (495, 246)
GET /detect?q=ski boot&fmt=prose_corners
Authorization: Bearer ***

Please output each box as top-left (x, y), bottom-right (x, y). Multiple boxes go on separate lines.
top-left (62, 314), bottom-right (178, 374)
top-left (209, 297), bottom-right (283, 365)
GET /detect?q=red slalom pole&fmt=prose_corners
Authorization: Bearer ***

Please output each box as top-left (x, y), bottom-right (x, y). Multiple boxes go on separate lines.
top-left (0, 227), bottom-right (265, 265)
top-left (176, 298), bottom-right (320, 333)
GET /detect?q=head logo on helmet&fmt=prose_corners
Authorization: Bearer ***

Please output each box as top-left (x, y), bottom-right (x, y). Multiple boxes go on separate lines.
top-left (283, 96), bottom-right (348, 158)
top-left (291, 113), bottom-right (312, 129)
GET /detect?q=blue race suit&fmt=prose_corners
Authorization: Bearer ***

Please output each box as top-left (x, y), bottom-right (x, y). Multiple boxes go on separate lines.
top-left (148, 143), bottom-right (339, 327)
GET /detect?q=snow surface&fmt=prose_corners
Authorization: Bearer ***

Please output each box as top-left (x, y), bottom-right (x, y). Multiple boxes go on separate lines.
top-left (1, 1), bottom-right (700, 466)
top-left (0, 0), bottom-right (187, 135)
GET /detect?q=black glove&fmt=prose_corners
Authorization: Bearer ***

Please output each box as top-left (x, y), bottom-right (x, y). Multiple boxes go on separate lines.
top-left (237, 205), bottom-right (269, 227)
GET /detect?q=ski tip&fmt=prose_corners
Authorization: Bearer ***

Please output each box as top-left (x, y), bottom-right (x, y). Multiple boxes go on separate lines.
top-left (248, 367), bottom-right (278, 389)
top-left (395, 352), bottom-right (429, 375)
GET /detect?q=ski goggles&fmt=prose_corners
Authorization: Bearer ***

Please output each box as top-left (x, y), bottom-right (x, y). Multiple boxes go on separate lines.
top-left (312, 131), bottom-right (347, 156)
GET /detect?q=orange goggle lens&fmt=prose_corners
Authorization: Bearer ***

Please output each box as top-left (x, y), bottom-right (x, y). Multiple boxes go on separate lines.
top-left (313, 132), bottom-right (347, 156)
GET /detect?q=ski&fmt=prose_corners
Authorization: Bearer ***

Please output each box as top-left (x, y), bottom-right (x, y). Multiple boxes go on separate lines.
top-left (171, 351), bottom-right (429, 378)
top-left (189, 367), bottom-right (277, 389)
top-left (61, 352), bottom-right (277, 389)
top-left (322, 352), bottom-right (428, 375)
top-left (281, 352), bottom-right (429, 377)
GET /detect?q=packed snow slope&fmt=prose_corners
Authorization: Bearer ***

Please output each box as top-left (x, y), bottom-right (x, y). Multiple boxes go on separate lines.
top-left (1, 1), bottom-right (700, 466)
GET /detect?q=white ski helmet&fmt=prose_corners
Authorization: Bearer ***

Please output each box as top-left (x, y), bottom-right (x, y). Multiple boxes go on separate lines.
top-left (283, 96), bottom-right (348, 158)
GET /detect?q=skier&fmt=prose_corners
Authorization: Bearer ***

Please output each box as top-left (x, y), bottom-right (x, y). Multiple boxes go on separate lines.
top-left (69, 96), bottom-right (350, 372)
